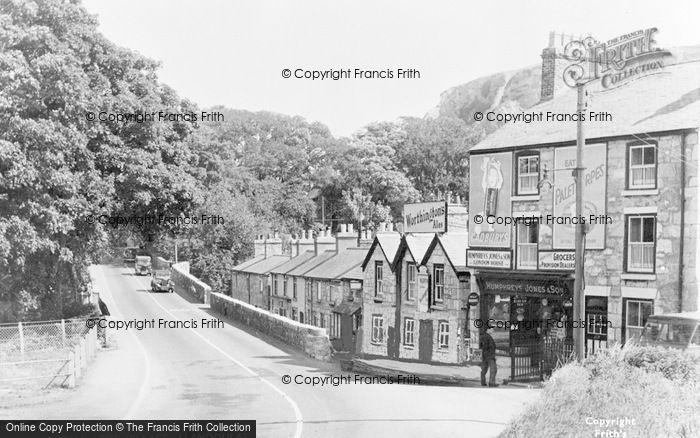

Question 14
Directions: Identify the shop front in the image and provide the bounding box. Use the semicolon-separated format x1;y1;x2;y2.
476;271;574;381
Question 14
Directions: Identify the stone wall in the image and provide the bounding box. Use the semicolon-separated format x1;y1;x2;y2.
361;246;396;357
210;293;331;361
172;262;211;304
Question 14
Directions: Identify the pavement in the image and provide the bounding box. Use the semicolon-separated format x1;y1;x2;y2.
1;265;542;438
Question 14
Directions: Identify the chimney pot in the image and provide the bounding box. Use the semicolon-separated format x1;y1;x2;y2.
348;223;354;233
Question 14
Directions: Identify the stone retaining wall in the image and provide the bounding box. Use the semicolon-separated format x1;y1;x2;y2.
172;262;211;304
210;293;331;361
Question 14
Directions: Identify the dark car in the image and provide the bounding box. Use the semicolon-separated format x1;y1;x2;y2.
151;269;173;293
123;247;139;268
638;311;700;352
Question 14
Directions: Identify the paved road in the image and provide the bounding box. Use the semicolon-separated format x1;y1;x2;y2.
4;265;539;437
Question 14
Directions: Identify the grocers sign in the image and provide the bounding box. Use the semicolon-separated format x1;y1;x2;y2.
403;201;447;233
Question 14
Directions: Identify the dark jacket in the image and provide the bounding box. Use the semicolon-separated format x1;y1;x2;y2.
479;332;496;361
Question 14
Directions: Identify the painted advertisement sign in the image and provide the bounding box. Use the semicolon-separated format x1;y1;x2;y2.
467;250;512;269
469;152;513;248
553;143;607;249
538;251;576;271
403;201;447;233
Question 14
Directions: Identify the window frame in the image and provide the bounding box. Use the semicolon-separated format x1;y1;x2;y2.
433;264;445;303
625;214;656;274
437;320;449;349
330;312;341;339
371;314;384;344
516;221;539;270
515;151;540;196
375;261;384;297
626;142;657;190
406;262;417;301
292;277;298;300
622;298;653;343
403;318;415;347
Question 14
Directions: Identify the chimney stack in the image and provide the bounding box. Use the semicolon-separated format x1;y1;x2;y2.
254;234;266;257
358;228;373;248
540;31;583;102
264;232;283;258
289;233;299;257
336;223;358;253
296;229;315;255
314;227;335;256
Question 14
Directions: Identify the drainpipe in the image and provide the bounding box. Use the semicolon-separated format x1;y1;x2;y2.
678;132;687;312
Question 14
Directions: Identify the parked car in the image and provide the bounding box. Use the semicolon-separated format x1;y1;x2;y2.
134;255;152;276
151;269;173;293
638;311;700;351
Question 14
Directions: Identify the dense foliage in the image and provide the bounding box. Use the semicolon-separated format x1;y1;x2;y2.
500;345;700;438
0;0;481;320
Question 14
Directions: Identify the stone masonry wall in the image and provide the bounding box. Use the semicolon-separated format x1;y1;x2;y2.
210;293;331;361
172;262;211;304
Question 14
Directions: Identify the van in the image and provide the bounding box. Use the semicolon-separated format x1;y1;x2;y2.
638;311;700;351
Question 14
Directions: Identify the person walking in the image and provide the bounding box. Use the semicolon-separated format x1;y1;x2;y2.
480;326;498;387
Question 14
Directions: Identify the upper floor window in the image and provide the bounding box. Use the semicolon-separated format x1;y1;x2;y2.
316;282;322;301
627;143;657;189
283;276;288;297
293;278;298;300
406;262;417;300
626;215;656;273
375;261;384;296
273;276;279;296
516;222;538;270
433;264;445;303
517;154;539;195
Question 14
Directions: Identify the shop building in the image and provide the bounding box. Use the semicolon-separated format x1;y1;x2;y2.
467;30;699;377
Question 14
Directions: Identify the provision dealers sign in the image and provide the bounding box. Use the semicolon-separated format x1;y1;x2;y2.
553;143;607;249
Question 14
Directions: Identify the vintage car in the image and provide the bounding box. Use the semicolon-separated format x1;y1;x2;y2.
134;255;152;276
638;311;700;351
123;247;139;268
150;269;173;293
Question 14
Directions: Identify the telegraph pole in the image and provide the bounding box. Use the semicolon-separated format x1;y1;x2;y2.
573;83;587;360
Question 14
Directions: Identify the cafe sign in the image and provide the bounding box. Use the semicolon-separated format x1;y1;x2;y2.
538;251;575;271
467;249;511;269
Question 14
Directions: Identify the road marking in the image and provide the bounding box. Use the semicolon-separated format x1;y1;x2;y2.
138;276;304;438
94;266;153;421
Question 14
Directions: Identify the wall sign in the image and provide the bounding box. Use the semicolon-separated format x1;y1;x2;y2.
538;251;576;271
479;277;570;297
467;292;480;306
553;143;607;249
466;249;512;269
469;152;513;248
403;201;447;233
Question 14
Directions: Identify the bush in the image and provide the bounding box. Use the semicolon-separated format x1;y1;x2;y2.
500;346;700;438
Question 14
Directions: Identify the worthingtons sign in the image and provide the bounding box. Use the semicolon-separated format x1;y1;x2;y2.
403;201;447;233
563;28;671;88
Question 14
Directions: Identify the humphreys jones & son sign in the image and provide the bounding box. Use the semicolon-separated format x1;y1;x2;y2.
563;27;671;89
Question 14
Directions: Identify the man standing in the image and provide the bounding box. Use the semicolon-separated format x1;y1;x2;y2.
480;326;498;387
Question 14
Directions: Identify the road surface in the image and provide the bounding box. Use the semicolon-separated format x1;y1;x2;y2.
2;265;539;437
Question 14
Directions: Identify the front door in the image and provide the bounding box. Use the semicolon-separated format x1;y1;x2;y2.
418;320;433;362
340;313;355;354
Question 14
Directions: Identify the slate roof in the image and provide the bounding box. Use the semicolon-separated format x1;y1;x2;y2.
420;233;469;272
286;250;337;276
305;248;368;280
472;60;700;152
231;255;265;272
244;255;291;275
360;233;402;270
269;251;316;275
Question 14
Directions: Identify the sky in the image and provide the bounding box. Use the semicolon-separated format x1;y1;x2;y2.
82;0;700;137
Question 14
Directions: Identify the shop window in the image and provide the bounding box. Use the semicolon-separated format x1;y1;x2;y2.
433;265;445;303
407;262;417;300
330;313;341;339
375;261;384;297
516;154;540;195
438;321;449;348
371;315;384;344
623;299;653;343
404;318;415;346
627;143;657;189
626;215;656;273
516;222;538;270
